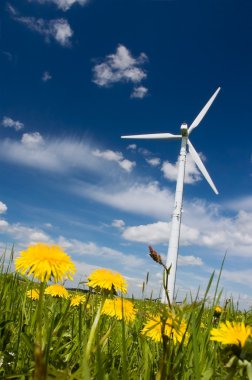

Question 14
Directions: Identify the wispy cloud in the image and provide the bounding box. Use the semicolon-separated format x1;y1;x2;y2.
1;132;251;259
58;236;145;269
0;133;135;176
29;0;89;11
74;181;175;219
130;86;148;99
122;221;199;246
92;148;135;172
2;116;24;131
121;205;252;257
178;255;203;266
92;44;148;97
21;132;44;146
225;195;252;213
111;219;125;229
127;144;137;150
0;217;50;246
1;50;13;62
8;5;73;47
161;153;202;184
0;202;7;214
222;269;252;288
42;71;52;82
146;157;160;167
0;211;145;276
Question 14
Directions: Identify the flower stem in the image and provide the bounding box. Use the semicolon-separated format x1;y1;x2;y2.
34;281;46;380
84;295;106;361
36;282;46;347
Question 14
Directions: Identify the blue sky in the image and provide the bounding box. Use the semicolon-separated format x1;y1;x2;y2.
0;0;252;307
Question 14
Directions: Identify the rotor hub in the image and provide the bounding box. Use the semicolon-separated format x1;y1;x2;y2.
180;123;188;137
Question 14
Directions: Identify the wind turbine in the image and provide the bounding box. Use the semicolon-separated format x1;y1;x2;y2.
121;87;221;303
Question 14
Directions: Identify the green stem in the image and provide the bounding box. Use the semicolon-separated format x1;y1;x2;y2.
34;281;47;380
36;282;46;347
85;295;106;361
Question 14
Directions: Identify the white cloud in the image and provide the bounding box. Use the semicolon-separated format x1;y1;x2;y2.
221;269;252;287
119;159;135;172
0;220;9;229
1;132;251;261
21;132;44;147
0;134;136;179
0;135;98;173
44;223;53;228
93;44;148;88
0;218;50;246
199;210;252;255
53;20;73;46
146;157;160;167
42;71;52;82
57;236;146;268
138;147;151;156
92;149;135;172
122;221;199;246
131;86;148;99
178;255;203;266
161;153;202;184
225;195;252;213
111;219;125;229
76;181;175;219
120;205;252;257
92;149;122;161
31;0;89;11
127;144;137;150
0;202;7;214
2;117;24;131
9;6;73;47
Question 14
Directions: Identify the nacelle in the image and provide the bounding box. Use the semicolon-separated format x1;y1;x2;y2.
180;123;188;137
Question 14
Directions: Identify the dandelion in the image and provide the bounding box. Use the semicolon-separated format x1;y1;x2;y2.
141;314;188;344
70;294;86;307
15;243;76;283
26;289;40;300
45;284;69;299
86;268;127;294
214;306;222;317
102;298;136;323
210;321;252;347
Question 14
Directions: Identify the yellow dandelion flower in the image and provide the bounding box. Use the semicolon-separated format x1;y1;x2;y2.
26;289;40;300
214;306;222;314
210;321;252;347
102;298;136;323
214;306;222;317
86;268;127;294
15;243;76;283
70;294;86;307
141;314;188;344
45;284;69;299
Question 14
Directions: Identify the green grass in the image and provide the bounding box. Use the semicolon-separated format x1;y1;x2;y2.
0;250;252;380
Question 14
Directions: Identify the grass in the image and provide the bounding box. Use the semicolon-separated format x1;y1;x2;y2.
0;249;252;380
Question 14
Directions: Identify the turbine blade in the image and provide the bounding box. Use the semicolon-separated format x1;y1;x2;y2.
187;139;219;195
188;87;221;135
121;133;181;140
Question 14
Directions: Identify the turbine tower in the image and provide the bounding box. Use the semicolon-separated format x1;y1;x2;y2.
121;87;221;303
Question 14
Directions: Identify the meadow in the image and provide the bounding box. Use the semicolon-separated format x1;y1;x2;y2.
1;244;252;380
